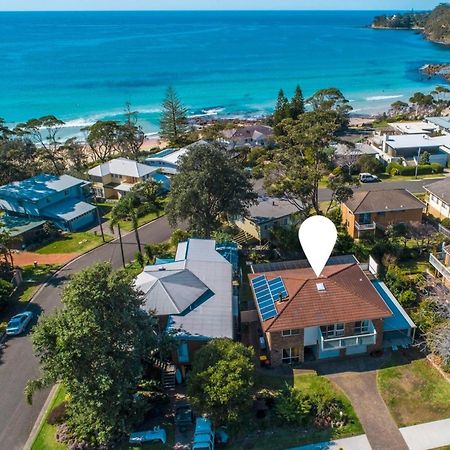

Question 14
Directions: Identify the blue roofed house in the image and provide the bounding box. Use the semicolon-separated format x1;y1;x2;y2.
134;239;238;375
0;174;96;232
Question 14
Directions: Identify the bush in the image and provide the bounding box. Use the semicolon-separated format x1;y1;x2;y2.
47;402;67;425
386;162;443;177
398;289;417;308
275;386;311;425
356;155;385;174
0;279;14;307
441;218;450;229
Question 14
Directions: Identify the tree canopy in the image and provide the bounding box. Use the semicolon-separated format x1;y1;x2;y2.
25;263;157;446
160;86;190;146
187;339;255;425
166;144;257;237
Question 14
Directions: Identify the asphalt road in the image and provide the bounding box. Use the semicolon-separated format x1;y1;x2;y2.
0;176;446;450
0;216;173;450
318;177;444;201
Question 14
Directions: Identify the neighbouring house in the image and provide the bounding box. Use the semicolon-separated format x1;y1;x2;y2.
144;140;209;175
0;215;47;250
233;196;298;242
389;121;439;135
341;189;425;238
424;178;450;220
426;116;450;135
372;133;450;165
134;239;238;373
0;174;96;232
249;255;416;366
220;125;274;149
87;157;169;199
429;244;450;286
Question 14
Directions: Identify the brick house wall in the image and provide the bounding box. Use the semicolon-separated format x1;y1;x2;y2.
266;330;305;367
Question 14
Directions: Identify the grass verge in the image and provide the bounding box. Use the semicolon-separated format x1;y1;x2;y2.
377;357;450;427
34;232;112;254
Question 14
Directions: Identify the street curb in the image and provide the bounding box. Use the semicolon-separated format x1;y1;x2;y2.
19;215;168;449
23;383;59;450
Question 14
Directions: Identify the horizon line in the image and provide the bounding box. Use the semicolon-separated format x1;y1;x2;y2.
0;8;430;12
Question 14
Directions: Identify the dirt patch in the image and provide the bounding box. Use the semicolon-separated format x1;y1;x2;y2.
12;252;79;267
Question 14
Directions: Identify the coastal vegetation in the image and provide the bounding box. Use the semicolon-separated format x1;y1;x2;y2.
372;3;450;44
166;143;257;237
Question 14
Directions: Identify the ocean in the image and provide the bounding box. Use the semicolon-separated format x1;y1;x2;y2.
0;10;449;135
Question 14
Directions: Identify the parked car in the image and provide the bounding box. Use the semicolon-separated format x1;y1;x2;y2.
175;402;193;432
129;426;167;445
6;311;33;336
359;173;380;183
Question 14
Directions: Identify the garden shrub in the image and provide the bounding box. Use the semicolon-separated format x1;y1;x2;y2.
441;218;450;229
386;162;443;177
274;386;311;424
0;279;14;307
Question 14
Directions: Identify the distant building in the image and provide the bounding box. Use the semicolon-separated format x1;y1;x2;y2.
389;121;439;135
249;256;415;366
0;174;95;232
426;116;450;134
220;125;274;149
342;189;425;238
87;157;168;199
424;178;450;220
373;133;450;165
233;197;298;241
134;239;238;368
144;140;209;175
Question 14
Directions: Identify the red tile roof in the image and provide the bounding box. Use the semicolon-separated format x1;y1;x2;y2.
249;263;392;332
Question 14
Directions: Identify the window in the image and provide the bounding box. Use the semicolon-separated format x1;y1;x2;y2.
354;320;370;334
358;213;372;225
378;211;385;217
320;323;345;339
281;329;300;337
282;347;300;364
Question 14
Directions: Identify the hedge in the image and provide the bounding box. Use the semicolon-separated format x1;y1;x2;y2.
386;162;444;176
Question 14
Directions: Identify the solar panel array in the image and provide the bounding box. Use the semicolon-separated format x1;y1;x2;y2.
251;275;289;321
251;275;277;321
268;276;288;301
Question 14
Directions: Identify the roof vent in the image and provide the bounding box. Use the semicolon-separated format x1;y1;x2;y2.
316;282;326;292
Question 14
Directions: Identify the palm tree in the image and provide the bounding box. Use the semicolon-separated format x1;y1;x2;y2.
110;192;142;254
0;222;14;268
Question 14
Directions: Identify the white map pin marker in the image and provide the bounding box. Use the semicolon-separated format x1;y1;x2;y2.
299;216;337;278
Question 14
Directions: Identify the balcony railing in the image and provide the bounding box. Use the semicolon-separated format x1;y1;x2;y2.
320;321;377;351
429;252;450;282
355;222;376;231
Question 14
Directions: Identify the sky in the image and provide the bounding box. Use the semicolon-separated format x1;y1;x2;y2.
0;0;442;12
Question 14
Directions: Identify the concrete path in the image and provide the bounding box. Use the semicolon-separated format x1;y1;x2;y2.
400;418;450;450
327;370;408;450
287;434;371;450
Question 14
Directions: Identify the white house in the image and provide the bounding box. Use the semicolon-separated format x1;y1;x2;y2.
424;178;450;220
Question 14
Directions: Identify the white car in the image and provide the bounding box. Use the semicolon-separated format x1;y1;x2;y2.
359;173;380;183
6;311;33;336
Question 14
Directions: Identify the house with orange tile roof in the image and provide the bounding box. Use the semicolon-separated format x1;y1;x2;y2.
249;255;415;366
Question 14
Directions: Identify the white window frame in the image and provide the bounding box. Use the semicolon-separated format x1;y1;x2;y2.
354;320;370;335
320;323;345;339
282;347;300;364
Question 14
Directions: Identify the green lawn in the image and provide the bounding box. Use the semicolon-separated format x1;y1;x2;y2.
34;232;112;254
228;371;363;450
379;173;446;182
17;264;62;302
118;210;165;232
377;358;450;427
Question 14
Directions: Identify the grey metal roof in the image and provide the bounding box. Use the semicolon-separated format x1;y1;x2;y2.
426;116;450;131
247;197;298;224
0;174;88;202
344;189;424;214
42;199;96;221
136;268;213;316
88;157;158;178
0;215;46;237
424;178;450;203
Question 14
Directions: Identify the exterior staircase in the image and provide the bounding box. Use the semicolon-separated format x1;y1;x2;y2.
147;356;177;390
234;229;255;245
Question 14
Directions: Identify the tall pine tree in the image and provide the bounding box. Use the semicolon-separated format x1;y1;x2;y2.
290;85;305;119
160;86;189;146
273;89;290;125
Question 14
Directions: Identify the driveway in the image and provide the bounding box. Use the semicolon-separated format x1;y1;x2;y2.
309;355;409;450
0;216;174;450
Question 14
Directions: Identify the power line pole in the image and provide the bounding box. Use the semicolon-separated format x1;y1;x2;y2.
117;223;125;268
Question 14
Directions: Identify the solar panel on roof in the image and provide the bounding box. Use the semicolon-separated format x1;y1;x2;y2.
251;276;278;321
268;276;288;301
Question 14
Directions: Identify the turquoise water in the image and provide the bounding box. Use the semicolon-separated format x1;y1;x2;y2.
0;10;449;133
